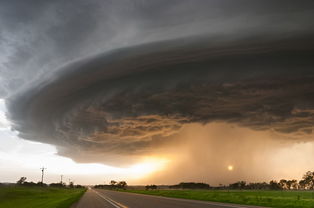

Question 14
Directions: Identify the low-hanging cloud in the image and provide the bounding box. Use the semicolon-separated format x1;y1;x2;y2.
2;0;314;167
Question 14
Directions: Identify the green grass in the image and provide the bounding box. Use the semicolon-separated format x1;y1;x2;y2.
122;189;314;208
0;186;86;208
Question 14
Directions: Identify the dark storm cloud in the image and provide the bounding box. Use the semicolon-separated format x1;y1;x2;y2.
2;0;314;163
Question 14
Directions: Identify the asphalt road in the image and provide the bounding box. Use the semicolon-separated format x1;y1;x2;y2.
72;188;267;208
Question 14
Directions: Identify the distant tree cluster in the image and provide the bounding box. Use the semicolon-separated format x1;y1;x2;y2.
227;171;314;190
16;177;27;185
145;184;157;190
15;177;83;188
94;180;128;190
163;171;314;191
169;182;210;189
49;182;66;188
16;177;47;187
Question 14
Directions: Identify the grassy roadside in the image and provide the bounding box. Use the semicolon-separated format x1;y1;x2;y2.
121;189;314;208
0;186;86;208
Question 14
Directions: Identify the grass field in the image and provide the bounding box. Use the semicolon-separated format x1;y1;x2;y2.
0;186;86;208
123;189;314;208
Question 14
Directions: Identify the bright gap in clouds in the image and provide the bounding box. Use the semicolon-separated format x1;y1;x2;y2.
0;99;168;184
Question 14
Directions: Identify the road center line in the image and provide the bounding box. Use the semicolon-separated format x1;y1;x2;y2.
92;189;129;208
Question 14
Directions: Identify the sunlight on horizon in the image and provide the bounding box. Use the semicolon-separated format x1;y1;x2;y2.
128;157;170;179
0;99;170;183
0;135;170;183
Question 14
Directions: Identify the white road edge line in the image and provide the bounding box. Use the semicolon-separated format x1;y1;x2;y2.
92;189;128;208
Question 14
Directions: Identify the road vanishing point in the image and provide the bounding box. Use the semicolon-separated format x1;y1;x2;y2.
72;188;267;208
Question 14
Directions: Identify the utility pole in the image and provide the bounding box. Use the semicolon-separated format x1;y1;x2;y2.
40;167;46;185
60;175;63;184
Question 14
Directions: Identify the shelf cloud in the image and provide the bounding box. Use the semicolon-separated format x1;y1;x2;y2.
1;0;314;169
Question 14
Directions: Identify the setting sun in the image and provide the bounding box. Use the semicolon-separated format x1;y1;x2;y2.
228;165;234;171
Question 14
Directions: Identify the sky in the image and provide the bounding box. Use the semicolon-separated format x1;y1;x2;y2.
1;0;314;185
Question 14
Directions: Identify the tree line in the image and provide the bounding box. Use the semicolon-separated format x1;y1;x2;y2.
169;182;210;189
228;171;314;190
164;171;314;190
94;180;128;189
144;171;314;190
15;177;83;188
83;170;314;191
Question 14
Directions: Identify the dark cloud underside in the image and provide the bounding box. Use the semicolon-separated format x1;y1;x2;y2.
7;36;314;162
2;0;314;164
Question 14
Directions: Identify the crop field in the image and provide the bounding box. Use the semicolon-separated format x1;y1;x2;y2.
0;186;86;208
123;189;314;208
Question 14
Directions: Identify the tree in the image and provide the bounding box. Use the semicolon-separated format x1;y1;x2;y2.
117;181;127;189
17;177;27;185
169;182;210;189
50;183;65;188
23;181;37;186
69;181;74;188
145;185;157;190
229;181;246;189
110;180;117;186
37;181;47;187
286;180;298;190
269;180;281;190
302;171;314;189
279;179;288;190
299;179;307;190
238;181;246;189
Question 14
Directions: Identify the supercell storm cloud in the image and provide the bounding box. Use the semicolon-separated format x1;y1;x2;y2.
1;0;314;166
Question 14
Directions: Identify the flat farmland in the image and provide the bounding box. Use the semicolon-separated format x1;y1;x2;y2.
0;186;86;208
122;189;314;208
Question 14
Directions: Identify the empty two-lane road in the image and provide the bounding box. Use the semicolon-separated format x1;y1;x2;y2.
72;188;267;208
